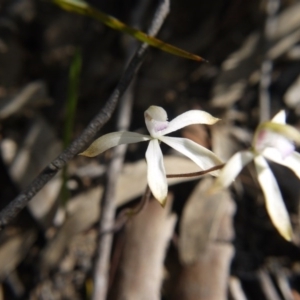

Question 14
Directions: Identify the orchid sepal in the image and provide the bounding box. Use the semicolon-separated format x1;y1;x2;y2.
145;139;168;206
160;136;223;176
159;110;220;136
256;122;300;145
254;155;293;241
271;110;286;123
263;148;300;180
80;131;150;157
211;150;254;192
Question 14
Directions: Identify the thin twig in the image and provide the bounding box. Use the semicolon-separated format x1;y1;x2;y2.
100;164;225;238
0;1;170;228
98;162;224;238
166;163;225;178
259;0;280;122
99;185;151;236
92;44;136;300
92;1;170;299
275;269;294;300
229;277;248;300
92;1;148;298
258;269;281;300
97;161;225;238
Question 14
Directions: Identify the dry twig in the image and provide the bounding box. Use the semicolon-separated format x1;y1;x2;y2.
92;0;155;298
259;0;280;122
0;0;169;229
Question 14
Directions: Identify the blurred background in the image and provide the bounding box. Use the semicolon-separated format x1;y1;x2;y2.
1;0;300;299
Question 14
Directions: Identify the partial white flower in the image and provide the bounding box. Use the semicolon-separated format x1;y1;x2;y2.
81;106;222;206
212;110;300;241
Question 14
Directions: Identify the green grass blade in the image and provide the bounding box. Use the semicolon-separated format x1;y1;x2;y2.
64;49;82;148
61;49;82;206
52;0;206;62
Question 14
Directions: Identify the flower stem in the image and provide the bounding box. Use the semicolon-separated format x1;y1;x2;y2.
166;163;225;178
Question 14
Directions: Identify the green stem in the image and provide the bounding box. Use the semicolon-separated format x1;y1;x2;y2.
61;49;82;206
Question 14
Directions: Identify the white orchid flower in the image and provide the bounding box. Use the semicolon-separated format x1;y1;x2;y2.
80;106;223;206
212;110;300;241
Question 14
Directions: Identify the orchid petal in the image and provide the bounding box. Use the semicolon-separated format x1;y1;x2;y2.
159;110;220;136
80;131;150;157
212;150;254;190
159;136;223;176
263;148;300;179
144;106;169;138
268;110;300;147
145;139;168;206
255;130;295;158
254;155;293;241
272;110;286;123
258;122;300;145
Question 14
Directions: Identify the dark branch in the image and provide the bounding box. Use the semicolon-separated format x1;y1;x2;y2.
0;20;151;229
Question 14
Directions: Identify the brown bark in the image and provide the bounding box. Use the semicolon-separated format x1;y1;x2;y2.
173;178;235;300
110;197;176;300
